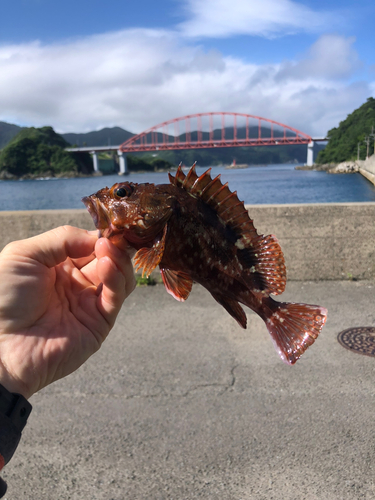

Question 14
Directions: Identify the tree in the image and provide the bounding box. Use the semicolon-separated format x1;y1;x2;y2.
316;98;375;164
0;126;93;177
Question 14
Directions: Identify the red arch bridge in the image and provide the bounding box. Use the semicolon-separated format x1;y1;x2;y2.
66;112;326;174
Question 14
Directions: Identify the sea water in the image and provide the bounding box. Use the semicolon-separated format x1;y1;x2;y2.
0;164;374;211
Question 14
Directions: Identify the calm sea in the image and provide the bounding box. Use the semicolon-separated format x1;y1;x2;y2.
1;164;374;211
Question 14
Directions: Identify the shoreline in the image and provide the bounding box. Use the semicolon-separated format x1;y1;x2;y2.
295;163;336;172
0;171;103;181
0;162;304;181
295;155;375;186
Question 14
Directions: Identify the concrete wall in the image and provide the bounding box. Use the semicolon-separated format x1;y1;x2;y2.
358;155;375;186
248;203;375;281
0;203;374;281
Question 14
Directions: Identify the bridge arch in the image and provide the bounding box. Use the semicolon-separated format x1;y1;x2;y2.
119;112;312;153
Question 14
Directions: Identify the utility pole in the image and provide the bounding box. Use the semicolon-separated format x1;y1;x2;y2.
370;126;375;156
364;136;371;160
357;142;361;161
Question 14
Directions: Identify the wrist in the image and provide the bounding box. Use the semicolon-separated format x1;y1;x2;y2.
0;364;32;401
0;379;31;401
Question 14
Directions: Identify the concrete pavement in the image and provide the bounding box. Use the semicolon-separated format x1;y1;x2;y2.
3;280;375;499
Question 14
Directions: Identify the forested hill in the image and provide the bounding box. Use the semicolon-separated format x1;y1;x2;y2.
61;126;134;147
0;126;92;178
0;122;24;149
0;122;134;149
316;97;375;164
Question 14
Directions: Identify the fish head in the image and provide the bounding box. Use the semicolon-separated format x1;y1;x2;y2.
82;181;173;245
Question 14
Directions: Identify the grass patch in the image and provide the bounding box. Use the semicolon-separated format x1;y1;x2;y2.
136;275;157;286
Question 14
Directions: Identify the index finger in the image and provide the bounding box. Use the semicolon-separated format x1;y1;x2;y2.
5;226;98;268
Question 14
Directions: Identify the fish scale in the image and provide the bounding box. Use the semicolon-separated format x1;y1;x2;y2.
82;164;327;365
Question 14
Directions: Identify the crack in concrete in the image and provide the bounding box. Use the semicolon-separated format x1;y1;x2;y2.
42;365;239;401
179;364;239;397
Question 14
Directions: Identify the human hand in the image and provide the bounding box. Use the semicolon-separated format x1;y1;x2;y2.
0;226;135;399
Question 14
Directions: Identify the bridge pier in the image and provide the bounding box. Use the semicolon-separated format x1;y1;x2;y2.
118;150;128;175
91;151;99;172
307;141;314;166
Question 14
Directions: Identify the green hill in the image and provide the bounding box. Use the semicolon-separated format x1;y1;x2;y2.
0;122;134;150
0;126;93;178
62;126;134;147
0;121;24;149
316;97;375;164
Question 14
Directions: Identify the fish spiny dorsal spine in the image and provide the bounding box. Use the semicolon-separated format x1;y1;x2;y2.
169;164;258;237
169;163;287;295
182;162;198;190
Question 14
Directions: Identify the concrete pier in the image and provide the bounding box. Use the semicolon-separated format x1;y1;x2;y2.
307;140;314;166
4;280;375;499
118;150;128;174
0;205;374;498
91;151;99;172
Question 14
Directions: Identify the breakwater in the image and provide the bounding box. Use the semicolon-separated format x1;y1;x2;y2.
0;204;374;280
359;155;375;186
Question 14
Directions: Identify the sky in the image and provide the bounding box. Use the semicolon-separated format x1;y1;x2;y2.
0;0;374;137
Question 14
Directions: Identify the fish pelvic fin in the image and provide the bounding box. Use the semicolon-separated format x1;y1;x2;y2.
212;293;247;329
160;268;193;302
134;224;168;277
264;299;327;365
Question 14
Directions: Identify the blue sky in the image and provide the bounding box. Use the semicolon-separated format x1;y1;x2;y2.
0;0;374;136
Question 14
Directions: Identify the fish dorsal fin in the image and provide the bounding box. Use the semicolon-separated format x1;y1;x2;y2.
160;268;193;302
169;164;258;238
133;225;168;277
169;164;286;295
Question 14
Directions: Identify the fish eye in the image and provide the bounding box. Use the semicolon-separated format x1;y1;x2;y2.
116;188;127;198
115;185;133;198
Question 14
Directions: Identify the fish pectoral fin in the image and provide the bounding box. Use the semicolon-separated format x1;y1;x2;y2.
160;269;193;302
133;225;167;277
211;293;247;329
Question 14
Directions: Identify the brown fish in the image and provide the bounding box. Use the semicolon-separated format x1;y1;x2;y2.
82;164;327;364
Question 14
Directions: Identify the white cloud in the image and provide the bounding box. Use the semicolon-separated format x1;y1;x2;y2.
0;30;370;137
277;35;362;80
179;0;339;38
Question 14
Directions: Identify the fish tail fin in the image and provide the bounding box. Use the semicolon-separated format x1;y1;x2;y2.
264;299;327;365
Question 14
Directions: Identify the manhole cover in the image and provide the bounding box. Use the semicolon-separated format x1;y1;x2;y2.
337;327;375;357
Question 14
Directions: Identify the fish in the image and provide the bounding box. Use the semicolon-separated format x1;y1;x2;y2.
82;163;327;364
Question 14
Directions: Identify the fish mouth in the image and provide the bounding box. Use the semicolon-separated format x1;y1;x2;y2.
82;195;111;233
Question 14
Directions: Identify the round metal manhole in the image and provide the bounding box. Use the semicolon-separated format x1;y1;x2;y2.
337;327;375;357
